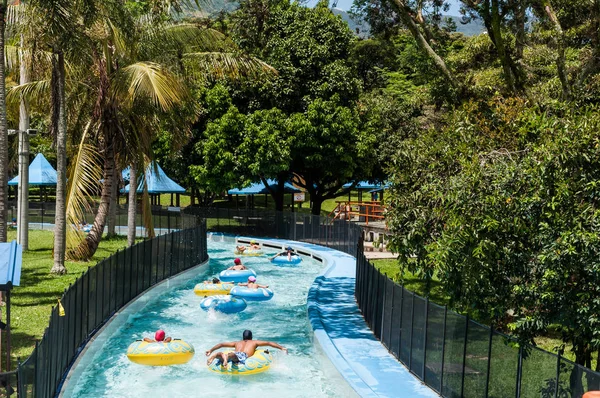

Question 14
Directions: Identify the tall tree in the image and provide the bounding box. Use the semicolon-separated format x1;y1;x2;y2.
0;0;9;243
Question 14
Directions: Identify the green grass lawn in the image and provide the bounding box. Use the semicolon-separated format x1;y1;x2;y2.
372;258;450;305
7;230;130;363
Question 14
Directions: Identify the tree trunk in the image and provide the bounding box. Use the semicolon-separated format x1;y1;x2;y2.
391;0;461;93
542;0;571;99
51;51;67;274
259;175;285;211
0;3;8;243
311;195;323;215
75;141;115;259
107;173;118;238
491;0;517;92
514;0;526;60
127;162;137;247
18;34;30;250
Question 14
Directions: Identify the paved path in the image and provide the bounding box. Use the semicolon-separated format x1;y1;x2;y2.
243;237;438;398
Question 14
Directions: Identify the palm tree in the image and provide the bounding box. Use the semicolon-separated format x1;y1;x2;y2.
0;0;9;243
66;15;275;260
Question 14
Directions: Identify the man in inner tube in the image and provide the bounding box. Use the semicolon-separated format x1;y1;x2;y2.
271;246;295;261
143;329;172;343
205;330;287;368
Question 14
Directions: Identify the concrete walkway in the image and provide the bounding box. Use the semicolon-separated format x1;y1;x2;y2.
244;237;438;398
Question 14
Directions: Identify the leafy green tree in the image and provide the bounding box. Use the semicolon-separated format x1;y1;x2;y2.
191;85;292;209
386;99;600;372
287;97;378;215
231;0;361;113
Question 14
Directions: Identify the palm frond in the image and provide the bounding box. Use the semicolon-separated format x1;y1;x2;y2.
163;25;233;52
64;122;104;260
183;52;277;81
7;79;51;106
114;62;187;112
106;17;128;60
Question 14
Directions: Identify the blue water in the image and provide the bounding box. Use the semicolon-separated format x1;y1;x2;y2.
65;236;357;397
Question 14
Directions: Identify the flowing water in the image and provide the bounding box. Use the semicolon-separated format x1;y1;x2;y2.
64;235;357;398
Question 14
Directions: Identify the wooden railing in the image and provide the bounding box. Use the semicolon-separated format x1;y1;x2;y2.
328;201;386;226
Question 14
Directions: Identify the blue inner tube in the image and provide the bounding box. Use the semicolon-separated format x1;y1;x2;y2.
219;269;257;283
200;295;247;314
230;286;274;302
271;254;302;265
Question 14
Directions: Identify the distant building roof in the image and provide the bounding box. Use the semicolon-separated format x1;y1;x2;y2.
228;179;301;195
0;241;22;288
342;181;389;190
121;162;186;194
8;153;57;186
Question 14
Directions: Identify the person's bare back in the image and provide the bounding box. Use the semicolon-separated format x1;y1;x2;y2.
206;330;287;368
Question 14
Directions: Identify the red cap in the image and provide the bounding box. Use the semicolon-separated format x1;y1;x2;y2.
155;330;165;342
234;258;241;265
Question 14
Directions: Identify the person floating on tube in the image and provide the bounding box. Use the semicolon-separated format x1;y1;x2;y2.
271;246;295;261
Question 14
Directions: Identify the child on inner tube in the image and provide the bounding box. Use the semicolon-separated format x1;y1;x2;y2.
143;329;172;343
238;276;268;289
271;246;295;261
228;258;247;270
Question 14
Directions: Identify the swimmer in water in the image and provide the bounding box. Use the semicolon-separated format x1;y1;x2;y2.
238;276;268;289
228;258;247;270
206;330;287;368
143;329;172;343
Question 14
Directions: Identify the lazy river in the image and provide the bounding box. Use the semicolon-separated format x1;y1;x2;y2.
61;234;358;397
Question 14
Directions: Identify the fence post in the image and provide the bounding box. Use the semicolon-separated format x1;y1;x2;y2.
515;345;523;398
86;267;91;337
485;325;494;397
440;305;447;394
461;315;469;398
554;349;562;398
409;291;415;371
388;283;395;348
397;286;404;358
423;297;429;379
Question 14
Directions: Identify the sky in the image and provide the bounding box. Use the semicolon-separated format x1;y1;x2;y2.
305;0;463;15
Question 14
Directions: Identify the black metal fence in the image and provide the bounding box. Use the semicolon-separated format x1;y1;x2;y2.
13;221;208;398
355;247;600;398
6;201;196;236
186;207;363;257
7;206;600;398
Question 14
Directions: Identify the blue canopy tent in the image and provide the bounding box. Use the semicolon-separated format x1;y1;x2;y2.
227;179;301;210
121;162;186;206
8;153;57;201
8;153;57;186
0;241;22;373
342;181;390;202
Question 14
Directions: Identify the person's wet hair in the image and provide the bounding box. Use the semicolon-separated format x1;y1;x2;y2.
243;330;252;340
212;278;220;284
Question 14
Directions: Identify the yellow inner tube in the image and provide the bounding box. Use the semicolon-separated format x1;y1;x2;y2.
194;282;234;296
234;249;264;256
208;350;273;375
126;340;195;366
